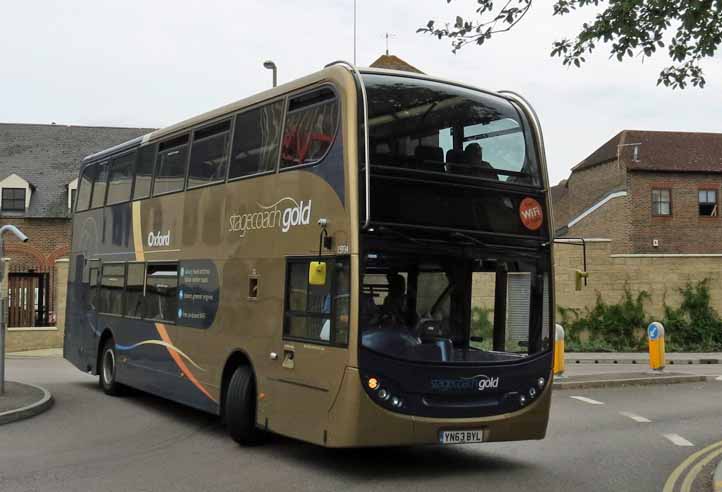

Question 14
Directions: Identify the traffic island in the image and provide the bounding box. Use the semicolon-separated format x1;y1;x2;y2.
552;372;708;390
0;381;53;425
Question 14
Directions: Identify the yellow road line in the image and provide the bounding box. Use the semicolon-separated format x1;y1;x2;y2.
663;439;722;492
680;447;722;492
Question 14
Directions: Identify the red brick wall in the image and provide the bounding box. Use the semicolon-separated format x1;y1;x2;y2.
566;193;632;253
553;160;627;228
629;172;722;253
0;218;71;320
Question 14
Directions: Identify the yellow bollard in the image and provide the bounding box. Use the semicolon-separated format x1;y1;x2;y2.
553;324;565;376
648;322;665;371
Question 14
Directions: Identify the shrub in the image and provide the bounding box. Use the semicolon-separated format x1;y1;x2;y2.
557;287;649;351
662;279;722;351
470;306;493;350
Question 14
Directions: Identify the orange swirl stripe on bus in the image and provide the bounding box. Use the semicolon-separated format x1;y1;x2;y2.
155;323;217;403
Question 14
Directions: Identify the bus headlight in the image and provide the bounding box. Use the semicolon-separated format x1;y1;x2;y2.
368;377;379;390
528;387;537;399
519;394;527;406
378;388;390;400
537;377;545;389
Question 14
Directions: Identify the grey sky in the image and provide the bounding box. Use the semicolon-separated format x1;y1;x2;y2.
2;1;721;184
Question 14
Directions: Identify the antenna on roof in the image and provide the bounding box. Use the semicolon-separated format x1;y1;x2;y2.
385;32;396;55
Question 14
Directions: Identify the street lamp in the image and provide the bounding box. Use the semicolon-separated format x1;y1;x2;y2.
263;60;277;88
0;224;29;395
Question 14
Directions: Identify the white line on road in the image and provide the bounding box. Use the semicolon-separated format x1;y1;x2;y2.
716;375;722;381
620;412;652;423
664;434;695;447
570;396;604;405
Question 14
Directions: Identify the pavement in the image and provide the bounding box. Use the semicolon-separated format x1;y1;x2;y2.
1;354;721;492
0;380;53;425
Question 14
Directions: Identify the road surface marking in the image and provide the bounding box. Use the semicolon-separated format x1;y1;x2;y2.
570;396;604;405
619;412;651;423
680;446;722;492
663;439;722;492
664;434;694;447
716;375;722;381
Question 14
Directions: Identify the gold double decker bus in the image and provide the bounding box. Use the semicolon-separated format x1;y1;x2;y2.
65;61;555;447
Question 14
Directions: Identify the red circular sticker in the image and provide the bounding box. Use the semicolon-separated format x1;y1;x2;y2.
519;197;544;231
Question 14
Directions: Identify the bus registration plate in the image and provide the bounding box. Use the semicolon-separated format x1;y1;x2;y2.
439;429;484;444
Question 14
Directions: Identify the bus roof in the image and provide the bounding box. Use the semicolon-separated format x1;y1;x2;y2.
81;63;507;164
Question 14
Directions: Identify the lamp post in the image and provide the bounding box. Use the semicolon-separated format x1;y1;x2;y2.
263;60;277;88
0;224;29;395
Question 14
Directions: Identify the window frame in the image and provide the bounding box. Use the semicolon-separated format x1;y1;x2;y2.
89;161;110;210
282;256;349;347
227;97;288;183
106;150;138;206
142;261;180;324
1;187;26;212
124;261;147;319
133;144;157;201
187;118;233;191
98;262;127;317
278;84;341;173
75;164;95;213
152;134;191;198
651;188;672;217
698;188;718;217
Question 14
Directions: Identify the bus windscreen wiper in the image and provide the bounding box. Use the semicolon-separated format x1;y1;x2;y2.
451;231;487;248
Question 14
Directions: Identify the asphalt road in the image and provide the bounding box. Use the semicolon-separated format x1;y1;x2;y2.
2;356;721;492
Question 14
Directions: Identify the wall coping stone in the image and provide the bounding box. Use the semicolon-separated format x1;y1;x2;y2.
8;326;58;332
610;253;722;258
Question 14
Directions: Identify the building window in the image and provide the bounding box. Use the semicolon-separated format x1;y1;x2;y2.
1;188;26;211
699;189;718;217
651;189;671;216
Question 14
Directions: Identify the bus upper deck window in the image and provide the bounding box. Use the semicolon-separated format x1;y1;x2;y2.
280;88;339;168
229;101;284;179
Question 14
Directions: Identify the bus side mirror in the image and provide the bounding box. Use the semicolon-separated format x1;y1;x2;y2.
575;270;588;291
309;261;327;286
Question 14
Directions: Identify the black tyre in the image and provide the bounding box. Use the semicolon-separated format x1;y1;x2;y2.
99;338;124;396
225;365;263;445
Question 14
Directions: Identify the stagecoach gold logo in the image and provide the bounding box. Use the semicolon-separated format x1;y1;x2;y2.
147;230;171;247
430;375;500;392
228;197;312;238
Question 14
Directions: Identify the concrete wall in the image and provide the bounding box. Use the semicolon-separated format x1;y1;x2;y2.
553;239;722;321
469;239;722;338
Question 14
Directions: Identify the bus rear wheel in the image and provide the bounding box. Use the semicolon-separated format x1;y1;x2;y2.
225;365;263;445
99;338;124;396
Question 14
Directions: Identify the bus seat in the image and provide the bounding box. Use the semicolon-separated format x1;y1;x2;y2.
414;146;445;173
445;149;466;174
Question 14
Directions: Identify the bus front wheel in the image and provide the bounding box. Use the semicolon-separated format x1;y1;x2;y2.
99;338;124;396
225;365;262;445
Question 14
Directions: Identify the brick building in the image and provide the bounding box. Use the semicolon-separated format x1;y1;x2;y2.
552;130;722;254
0;122;152;327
